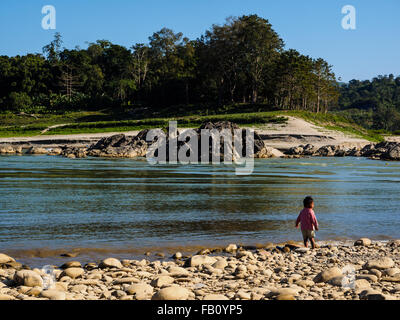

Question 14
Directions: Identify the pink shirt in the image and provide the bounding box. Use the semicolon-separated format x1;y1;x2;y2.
296;208;318;231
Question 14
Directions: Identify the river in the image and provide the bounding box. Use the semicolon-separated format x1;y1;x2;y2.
1;155;399;266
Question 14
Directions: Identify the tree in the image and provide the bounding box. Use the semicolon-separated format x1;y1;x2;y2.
236;15;283;103
43;32;63;63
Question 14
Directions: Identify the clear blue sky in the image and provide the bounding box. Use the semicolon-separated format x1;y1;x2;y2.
0;0;399;82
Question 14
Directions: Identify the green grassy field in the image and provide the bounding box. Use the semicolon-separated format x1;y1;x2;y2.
0;109;385;142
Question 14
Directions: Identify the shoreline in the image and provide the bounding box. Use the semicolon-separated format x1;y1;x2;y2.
0;120;398;161
1;238;400;300
1;238;393;264
0;130;367;151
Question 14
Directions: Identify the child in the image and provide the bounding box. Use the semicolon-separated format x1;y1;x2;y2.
295;196;319;249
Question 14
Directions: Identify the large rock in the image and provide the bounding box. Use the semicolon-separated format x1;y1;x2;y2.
126;283;154;300
152;286;190;300
212;259;228;270
388;240;400;247
26;146;48;155
224;244;237;253
384;144;400;160
354;279;371;291
0;253;15;264
364;257;395;270
87;132;149;159
61;267;84;279
40;289;66;300
356;274;378;283
268;287;301;297
99;258;123;269
384;268;400;277
359;289;392;300
0;145;17;154
60;261;81;269
151;276;175;287
354;238;372;246
14;270;43;288
255;146;284;159
313;267;342;283
184;255;217;268
113;277;140;285
167;266;190;277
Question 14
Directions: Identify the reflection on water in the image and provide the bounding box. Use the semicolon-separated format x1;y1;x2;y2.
1;155;400;265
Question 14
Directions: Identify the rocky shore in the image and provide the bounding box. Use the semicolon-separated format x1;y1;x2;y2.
285;141;400;161
1;121;399;161
1;239;400;301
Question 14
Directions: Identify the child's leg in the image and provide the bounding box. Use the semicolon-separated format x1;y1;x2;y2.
303;237;309;248
310;237;317;249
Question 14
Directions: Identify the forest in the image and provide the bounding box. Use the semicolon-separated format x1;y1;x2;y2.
0;14;399;132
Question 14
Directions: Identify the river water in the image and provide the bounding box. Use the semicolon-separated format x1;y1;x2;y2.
1;155;399;266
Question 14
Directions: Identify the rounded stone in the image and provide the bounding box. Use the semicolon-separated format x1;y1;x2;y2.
184;255;217;268
354;238;372;246
125;283;154;299
152;286;190;300
151;276;175;287
313;267;342;283
0;253;15;264
99;258;123;269
364;257;395;270
167;266;189;277
60;261;82;269
41;289;66;300
173;252;183;259
61;268;84;279
225;244;238;253
212;259;228;270
14;270;44;288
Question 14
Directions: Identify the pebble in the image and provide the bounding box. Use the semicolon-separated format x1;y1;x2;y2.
0;240;399;300
152;286;190;300
99;258;123;269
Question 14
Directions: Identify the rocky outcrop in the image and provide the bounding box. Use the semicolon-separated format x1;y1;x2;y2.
61;146;87;159
86;131;149;159
285;141;400;161
360;142;400;161
0;145;23;154
78;122;283;161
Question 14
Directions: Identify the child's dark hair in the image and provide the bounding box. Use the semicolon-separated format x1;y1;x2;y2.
303;196;314;208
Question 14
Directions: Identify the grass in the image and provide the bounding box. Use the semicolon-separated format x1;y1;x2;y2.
0;111;287;137
0;108;385;142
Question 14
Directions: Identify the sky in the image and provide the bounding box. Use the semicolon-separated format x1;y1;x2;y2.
0;0;399;82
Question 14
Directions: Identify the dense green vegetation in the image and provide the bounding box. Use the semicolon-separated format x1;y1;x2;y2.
0;14;398;138
0;110;287;137
0;15;338;114
336;75;400;132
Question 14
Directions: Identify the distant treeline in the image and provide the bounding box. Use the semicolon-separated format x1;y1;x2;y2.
337;75;400;132
0;14;399;132
0;15;338;114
